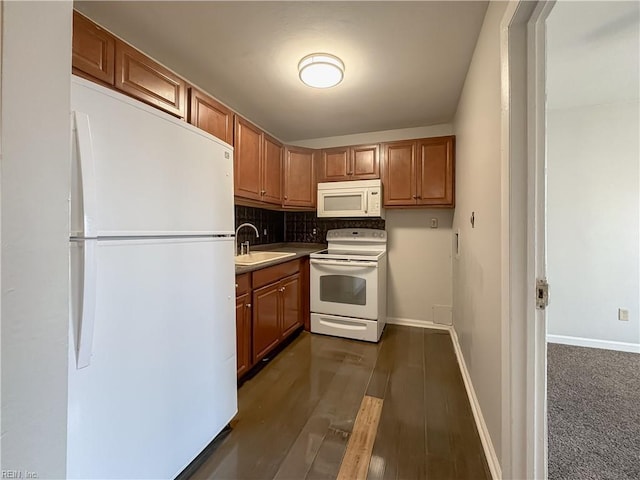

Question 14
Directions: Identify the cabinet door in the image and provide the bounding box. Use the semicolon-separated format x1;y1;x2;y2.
352;144;380;179
236;293;252;378
417;136;455;207
262;134;283;205
383;141;417;206
72;11;115;85
115;41;187;118
188;87;233;145
234;117;263;201
319;147;350;182
252;282;281;363
283;147;316;208
280;273;301;339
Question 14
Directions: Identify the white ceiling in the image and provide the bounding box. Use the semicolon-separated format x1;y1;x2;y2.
547;1;640;110
74;1;488;143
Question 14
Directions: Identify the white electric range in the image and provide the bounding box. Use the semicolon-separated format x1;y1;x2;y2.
310;228;387;342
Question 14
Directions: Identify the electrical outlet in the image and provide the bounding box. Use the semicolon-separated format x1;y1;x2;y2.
430;218;438;228
618;308;629;321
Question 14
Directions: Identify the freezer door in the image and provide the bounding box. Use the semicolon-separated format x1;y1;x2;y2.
71;76;234;237
68;237;236;479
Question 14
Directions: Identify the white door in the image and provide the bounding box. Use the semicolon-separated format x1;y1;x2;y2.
71;76;234;238
502;2;553;478
68;237;237;479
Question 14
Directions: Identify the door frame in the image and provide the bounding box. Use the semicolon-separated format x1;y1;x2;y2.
500;1;555;478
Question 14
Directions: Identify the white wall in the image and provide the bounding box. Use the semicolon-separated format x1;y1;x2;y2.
545;1;640;351
1;1;72;476
451;0;508;463
547;102;640;348
386;209;453;326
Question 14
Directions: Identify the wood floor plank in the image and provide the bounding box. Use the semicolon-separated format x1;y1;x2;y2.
192;334;343;479
392;327;427;480
188;326;490;480
274;339;379;480
365;325;395;399
424;330;454;459
336;395;384;480
424;329;490;480
365;328;399;480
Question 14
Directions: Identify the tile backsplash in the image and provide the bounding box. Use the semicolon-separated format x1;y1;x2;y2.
234;205;386;247
234;206;285;249
285;211;385;243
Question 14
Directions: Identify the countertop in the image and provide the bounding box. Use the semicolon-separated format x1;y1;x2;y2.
234;243;326;275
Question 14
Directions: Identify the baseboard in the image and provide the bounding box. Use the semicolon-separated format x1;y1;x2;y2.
386;316;452;330
448;328;502;480
387;318;502;479
547;334;640;354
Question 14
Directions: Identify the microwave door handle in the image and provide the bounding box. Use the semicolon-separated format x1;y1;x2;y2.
364;192;369;214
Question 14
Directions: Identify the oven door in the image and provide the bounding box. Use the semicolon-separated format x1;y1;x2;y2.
310;258;379;320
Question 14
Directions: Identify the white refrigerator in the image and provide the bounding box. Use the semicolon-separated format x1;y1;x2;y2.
68;76;237;479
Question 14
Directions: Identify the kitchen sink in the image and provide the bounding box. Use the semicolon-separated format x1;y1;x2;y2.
234;251;296;266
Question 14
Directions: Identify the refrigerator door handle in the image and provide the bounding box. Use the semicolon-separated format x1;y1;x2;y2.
76;240;98;369
74;111;98;238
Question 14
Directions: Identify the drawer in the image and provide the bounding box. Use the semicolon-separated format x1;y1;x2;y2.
252;258;301;289
235;273;251;296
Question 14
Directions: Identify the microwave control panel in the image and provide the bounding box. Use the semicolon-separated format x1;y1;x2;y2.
368;190;381;213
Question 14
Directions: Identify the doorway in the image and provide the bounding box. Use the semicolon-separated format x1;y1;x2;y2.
545;2;640;478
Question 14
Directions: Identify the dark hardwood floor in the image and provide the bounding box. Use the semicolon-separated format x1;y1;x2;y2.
189;325;490;480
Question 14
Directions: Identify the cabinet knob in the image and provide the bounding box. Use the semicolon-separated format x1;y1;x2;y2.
284;195;288;200
246;303;252;308
235;283;239;288
412;195;417;199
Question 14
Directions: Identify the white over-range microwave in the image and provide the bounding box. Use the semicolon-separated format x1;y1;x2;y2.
317;179;384;218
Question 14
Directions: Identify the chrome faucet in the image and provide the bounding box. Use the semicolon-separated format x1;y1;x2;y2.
235;223;259;256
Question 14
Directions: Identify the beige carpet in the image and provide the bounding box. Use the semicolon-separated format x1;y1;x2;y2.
547;343;640;480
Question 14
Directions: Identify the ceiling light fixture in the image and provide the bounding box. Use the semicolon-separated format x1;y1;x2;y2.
298;53;344;89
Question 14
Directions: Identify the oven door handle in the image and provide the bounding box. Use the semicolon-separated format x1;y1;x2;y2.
319;319;368;331
310;259;378;268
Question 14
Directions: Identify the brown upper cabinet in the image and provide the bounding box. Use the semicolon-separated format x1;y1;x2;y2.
382;136;455;208
318;144;380;182
72;11;116;85
262;134;284;206
73;11;188;118
283;146;316;209
188;87;234;145
234;116;283;206
115;41;187;118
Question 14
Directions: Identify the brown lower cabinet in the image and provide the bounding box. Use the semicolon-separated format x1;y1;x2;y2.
235;273;252;378
235;258;307;378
